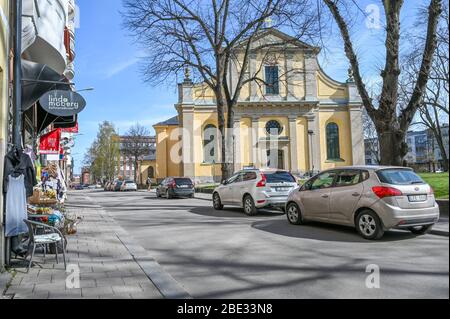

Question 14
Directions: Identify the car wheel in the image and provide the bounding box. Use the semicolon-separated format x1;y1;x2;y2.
213;193;223;210
243;195;257;216
286;202;303;225
156;190;161;198
356;210;384;240
408;224;433;235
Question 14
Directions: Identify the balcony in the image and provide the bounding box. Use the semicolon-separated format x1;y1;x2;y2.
21;0;70;75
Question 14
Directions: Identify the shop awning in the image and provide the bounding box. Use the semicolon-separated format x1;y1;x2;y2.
21;60;78;134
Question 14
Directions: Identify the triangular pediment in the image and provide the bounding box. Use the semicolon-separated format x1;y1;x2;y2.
234;28;320;52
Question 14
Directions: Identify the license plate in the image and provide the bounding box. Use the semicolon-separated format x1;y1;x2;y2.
178;185;189;188
275;187;289;192
408;195;427;202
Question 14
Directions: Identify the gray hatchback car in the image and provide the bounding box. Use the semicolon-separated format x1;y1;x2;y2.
285;166;440;240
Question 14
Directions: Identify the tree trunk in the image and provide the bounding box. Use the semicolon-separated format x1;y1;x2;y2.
433;129;449;171
376;125;408;166
216;87;235;181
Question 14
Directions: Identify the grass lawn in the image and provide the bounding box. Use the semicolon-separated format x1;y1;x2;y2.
419;172;449;199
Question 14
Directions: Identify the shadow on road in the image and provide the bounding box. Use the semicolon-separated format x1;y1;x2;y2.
251;219;418;243
189;205;284;219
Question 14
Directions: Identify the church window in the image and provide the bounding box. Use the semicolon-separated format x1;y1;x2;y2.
265;66;279;95
326;122;341;160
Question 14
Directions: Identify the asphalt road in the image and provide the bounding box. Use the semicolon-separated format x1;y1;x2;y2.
83;189;449;299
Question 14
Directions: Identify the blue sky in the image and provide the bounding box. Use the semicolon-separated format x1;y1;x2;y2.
72;0;427;174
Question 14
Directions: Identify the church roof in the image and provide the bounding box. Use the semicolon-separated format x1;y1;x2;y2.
154;115;179;126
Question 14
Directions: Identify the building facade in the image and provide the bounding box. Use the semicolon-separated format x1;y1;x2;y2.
117;135;156;183
1;0;81;269
154;29;365;183
0;0;11;272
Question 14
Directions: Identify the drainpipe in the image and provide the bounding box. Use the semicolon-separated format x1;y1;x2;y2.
13;0;22;147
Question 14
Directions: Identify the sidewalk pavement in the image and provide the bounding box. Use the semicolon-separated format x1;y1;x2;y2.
194;193;449;237
3;192;189;299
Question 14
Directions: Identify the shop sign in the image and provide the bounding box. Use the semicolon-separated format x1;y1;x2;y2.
40;129;61;154
61;122;79;133
39;90;86;116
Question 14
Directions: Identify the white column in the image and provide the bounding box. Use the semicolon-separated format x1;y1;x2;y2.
251;116;260;168
249;53;258;101
285;53;296;101
304;51;318;102
307;111;321;173
288;116;299;173
233;116;241;172
349;105;365;165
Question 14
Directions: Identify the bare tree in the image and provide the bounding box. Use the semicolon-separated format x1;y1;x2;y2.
362;110;380;165
323;0;442;166
121;123;152;183
122;0;319;179
401;1;449;171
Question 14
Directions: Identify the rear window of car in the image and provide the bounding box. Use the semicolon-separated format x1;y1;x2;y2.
376;169;425;185
125;181;134;184
174;178;193;185
264;171;296;183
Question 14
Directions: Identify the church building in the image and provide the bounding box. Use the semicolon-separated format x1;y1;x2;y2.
153;28;365;183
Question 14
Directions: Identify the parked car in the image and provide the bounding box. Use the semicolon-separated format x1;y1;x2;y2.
285;166;440;240
121;180;137;191
212;169;298;215
74;184;83;190
156;177;194;198
88;185;96;189
113;180;123;191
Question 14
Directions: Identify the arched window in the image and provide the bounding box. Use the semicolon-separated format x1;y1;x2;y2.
326;122;341;160
147;166;154;179
203;124;217;163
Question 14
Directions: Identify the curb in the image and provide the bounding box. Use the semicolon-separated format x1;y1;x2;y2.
430;229;449;237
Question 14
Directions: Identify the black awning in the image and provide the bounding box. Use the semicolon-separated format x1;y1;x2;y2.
21;59;71;112
53;115;77;129
21;60;76;134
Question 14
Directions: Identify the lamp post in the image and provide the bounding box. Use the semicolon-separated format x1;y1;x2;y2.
308;130;314;176
13;0;23;147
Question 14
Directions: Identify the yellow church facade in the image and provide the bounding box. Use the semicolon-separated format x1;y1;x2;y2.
153;29;364;183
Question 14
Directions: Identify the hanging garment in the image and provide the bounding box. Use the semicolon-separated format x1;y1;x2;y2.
5;175;28;237
4;147;37;197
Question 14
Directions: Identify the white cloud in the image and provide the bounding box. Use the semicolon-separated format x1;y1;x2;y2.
103;58;139;79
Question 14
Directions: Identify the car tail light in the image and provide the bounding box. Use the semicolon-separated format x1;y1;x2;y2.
372;186;402;199
256;173;266;187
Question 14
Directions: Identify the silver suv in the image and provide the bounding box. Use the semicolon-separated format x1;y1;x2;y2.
285;166;439;240
213;169;298;215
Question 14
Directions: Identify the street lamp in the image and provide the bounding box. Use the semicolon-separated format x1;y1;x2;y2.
75;87;94;93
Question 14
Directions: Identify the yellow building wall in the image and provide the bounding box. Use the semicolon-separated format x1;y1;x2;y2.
317;71;347;100
154;126;182;180
0;0;9;271
319;110;353;170
193;111;221;177
239;117;252;167
139;160;156;183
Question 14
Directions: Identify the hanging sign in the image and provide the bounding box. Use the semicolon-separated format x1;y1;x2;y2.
39;90;86;116
39;129;61;154
61;122;79;133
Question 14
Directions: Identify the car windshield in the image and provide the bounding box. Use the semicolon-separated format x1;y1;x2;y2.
264;171;296;183
125;181;134;184
376;169;425;185
174;178;192;185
